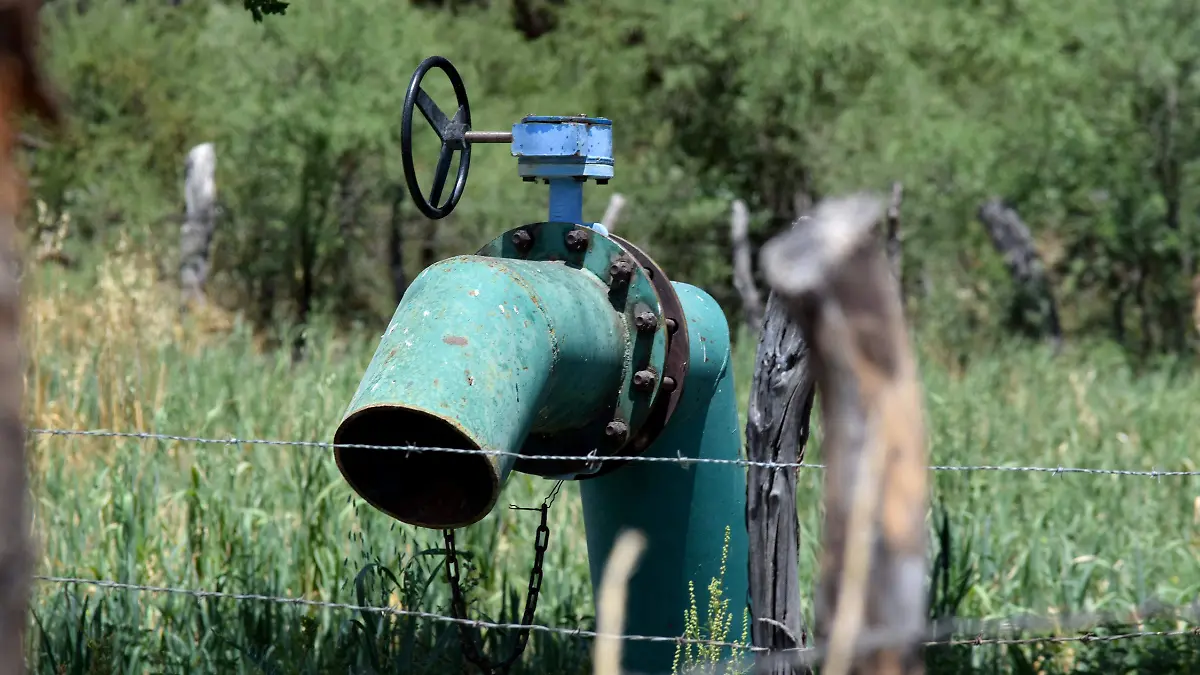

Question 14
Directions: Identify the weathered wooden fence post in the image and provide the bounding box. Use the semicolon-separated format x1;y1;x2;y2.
0;1;60;672
745;284;817;675
977;198;1063;351
760;194;930;675
600;193;625;233
730;199;764;332
180;142;217;310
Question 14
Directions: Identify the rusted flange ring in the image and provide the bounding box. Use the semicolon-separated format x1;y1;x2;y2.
476;222;670;480
577;235;690;480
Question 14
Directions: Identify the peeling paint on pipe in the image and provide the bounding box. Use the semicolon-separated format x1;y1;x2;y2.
333;255;624;529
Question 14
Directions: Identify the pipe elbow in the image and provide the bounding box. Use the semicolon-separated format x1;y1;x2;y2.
672;282;733;400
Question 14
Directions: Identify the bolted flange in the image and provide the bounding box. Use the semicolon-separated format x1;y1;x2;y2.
476;222;669;480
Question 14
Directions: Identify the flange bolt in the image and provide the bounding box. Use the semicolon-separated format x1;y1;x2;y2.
634;311;658;333
633;369;657;391
565;229;590;252
661;376;677;392
665;318;678;334
512;229;534;252
609;258;633;286
604;420;629;441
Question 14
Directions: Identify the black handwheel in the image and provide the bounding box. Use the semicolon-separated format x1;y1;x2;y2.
401;56;472;220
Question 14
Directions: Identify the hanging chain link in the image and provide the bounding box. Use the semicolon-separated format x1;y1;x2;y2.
442;481;561;675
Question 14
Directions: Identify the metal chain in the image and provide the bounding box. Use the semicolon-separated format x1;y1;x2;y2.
443;482;559;675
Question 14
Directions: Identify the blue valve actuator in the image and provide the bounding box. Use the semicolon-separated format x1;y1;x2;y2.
511;116;613;226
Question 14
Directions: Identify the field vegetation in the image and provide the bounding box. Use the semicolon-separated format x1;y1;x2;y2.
18;0;1200;672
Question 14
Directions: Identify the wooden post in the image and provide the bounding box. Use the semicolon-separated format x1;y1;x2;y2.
1192;273;1200;339
976;198;1063;352
600;192;625;233
744;282;817;675
760;194;930;675
0;1;60;673
180;142;217;310
884;182;903;303
730;199;764;332
592;529;647;675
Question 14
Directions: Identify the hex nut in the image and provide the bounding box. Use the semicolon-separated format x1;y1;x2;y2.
604;420;629;439
565;229;590;252
634;311;658;332
609;258;633;286
633;369;657;391
511;229;534;251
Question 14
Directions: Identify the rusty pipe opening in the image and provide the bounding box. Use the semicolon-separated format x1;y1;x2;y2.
334;405;500;529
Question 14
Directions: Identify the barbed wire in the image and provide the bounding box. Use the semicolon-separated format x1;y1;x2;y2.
33;574;758;652
27;427;1200;476
34;574;1200;661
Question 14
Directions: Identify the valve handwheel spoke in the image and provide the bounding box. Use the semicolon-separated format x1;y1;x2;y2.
401;56;473;219
413;89;451;139
429;145;455;207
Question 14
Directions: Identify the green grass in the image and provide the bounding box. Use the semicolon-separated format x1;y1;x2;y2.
22;253;1200;673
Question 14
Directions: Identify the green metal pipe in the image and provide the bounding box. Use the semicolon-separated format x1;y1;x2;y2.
333;255;624;529
580;282;750;674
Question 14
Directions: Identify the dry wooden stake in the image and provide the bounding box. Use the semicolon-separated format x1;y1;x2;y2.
730;199;764;331
180;142;218;311
593;529;648;675
600;193;626;233
760;193;930;675
977;198;1063;352
0;1;61;673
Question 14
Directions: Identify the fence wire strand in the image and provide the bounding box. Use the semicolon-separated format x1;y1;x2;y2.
27;427;1200;476
27;427;1200;668
33;574;1200;658
34;574;751;651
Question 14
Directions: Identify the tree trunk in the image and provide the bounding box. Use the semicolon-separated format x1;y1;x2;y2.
388;185;408;304
1192;274;1200;341
0;3;60;673
745;287;817;675
290;139;331;364
419;217;438;272
977;198;1063;352
179;142;217;311
760;193;930;675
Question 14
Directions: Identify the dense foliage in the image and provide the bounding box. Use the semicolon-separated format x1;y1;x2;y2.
24;0;1200;357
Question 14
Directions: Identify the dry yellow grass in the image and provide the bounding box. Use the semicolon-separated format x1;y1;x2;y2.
22;234;244;473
